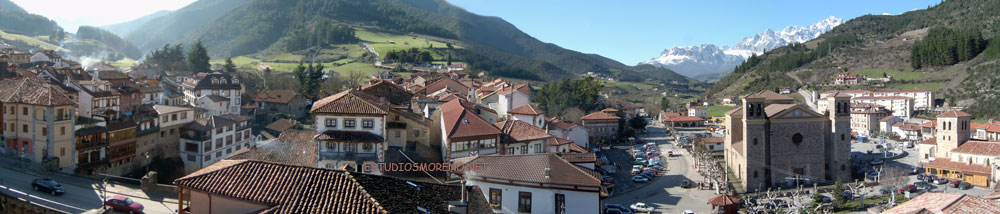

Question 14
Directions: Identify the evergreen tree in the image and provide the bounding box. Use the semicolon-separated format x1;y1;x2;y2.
224;57;237;73
446;54;452;65
660;96;670;110
188;41;211;73
293;63;307;94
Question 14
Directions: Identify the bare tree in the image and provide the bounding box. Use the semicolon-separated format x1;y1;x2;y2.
882;166;909;207
562;107;585;124
346;69;367;89
642;102;663;118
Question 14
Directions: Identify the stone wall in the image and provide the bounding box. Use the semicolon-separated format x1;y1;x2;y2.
0;191;69;214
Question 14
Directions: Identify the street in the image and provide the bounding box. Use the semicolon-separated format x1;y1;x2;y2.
603;123;715;213
0;161;177;214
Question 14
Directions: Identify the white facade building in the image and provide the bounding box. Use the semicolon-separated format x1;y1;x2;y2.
178;114;253;174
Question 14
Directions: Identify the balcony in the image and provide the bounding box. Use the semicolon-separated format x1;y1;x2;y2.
319;151;378;161
54;114;72;122
136;127;160;137
108;148;136;161
181;133;210;141
77;159;107;170
75;140;107;151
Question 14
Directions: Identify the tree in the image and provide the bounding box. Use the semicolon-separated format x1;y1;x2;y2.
187;40;211;73
224;57;237;73
446;54;452;65
629;117;648;131
293;63;308;94
660;96;671;111
832;182;847;208
561;107;585;124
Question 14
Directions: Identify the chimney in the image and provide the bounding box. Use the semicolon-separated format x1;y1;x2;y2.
447;180;469;214
544;168;551;179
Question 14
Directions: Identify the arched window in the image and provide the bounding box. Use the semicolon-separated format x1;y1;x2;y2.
753;138;758;145
232;78;239;84
840;134;845;141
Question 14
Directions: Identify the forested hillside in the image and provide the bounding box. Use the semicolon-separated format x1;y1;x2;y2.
0;0;63;40
124;0;690;84
76;26;143;59
124;0;251;53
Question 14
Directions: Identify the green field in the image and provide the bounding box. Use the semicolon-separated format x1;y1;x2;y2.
109;58;139;68
355;28;458;60
212;56;384;78
0;29;58;50
852;69;923;81
894;82;946;91
707;105;737;117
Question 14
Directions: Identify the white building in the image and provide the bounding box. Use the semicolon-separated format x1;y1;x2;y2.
458;153;603;214
495;84;532;118
852;96;914;119
178;114;252;174
546;117;589;149
182;72;242;115
68;80;120;119
310;90;388;174
688;106;708;118
873;89;934;109
509;104;546;128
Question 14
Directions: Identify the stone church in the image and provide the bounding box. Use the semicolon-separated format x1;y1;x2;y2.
724;91;852;192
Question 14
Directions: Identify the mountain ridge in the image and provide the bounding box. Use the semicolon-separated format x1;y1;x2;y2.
642;16;843;80
101;10;171;37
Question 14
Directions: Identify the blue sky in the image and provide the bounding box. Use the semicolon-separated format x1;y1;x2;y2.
448;0;942;65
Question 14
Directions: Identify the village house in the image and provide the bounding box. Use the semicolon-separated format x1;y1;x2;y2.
849;103;892;137
151;105;194;159
68;80;121;119
495;84;532;118
251;90;310;121
833;72;866;85
581;111;620;143
495;120;557;155
310;90;389;174
883;193;1000;214
893;123;923;141
182;72;243;116
508;104;546;128
0;78;77;172
878;116;903;135
456;153;604;214
74;125;107;175
178;114;252;174
435;99;502;163
664;116;706;128
972;120;1000;141
104;121;137;175
921;120;937;140
688;106;708;118
546;117;590;149
174;159;491;214
361;79;414;106
852;96;914;119
701;137;725;152
724;91;852;191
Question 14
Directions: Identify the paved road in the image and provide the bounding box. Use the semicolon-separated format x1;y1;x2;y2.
799;89;818;111
0;163;177;214
604;123;715;213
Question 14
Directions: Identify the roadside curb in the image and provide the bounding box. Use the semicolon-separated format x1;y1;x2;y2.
0;158;178;203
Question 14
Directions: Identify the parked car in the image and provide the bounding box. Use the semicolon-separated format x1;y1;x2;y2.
31;178;65;196
910;167;920;175
632;176;650;183
605;208;624;214
934;177;949;185
105;196;144;214
667;150;675;156
630;202;654;213
604;204;632;214
866;172;880;180
949;179;961;188
639;172;655;179
914;181;934;190
683;210;695;214
632;168;642;175
680;179;692;188
958;182;973;190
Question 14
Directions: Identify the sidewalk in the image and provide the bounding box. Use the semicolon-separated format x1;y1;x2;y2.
0;154;178;203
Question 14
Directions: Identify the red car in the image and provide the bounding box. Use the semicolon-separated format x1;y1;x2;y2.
105;195;144;213
898;184;917;194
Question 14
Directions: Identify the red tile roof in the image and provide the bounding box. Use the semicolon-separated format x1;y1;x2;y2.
702;137;725;144
878;89;933;93
508;104;543;115
0;78;76;106
951;140;1000;156
310;90;388;115
558;152;596;163
568;143;587;153
497;83;530;95
545;117;579;130
883;193;1000;214
495;120;552;142
440;99;501;139
315;130;385;143
600;108;619;113
893;123;922;131
581;111;620;120
922;120;937;127
548;137;574;146
938;110;972;118
745;90;793;101
458;153;601;191
175;160;476;213
879;116;897;122
252;90;301;104
707;194;741;206
664;116;705;122
972;121;1000;133
919;138;937;145
926;159;991;175
264;119;298;133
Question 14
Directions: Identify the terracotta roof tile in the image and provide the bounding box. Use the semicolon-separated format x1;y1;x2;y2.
568;143;587;153
495;120;552;143
879;116;897;122
182;114;251;131
926;159;991;175
549;137;574;146
545;117;579;130
937;110;972;118
725;107;743;116
581;111;620;120
310;90;388;115
440;99;501;139
0;78;76;106
227;130;317;167
315;130;384;142
884;193;1000;214
919;138;937;145
508;104;543;115
664;116;705;122
951;140;1000;156
264;119;298;133
764;104;798;117
707;194;741;206
459;153;601;190
558;152;596;163
360;80;413;105
174;160;471;213
252;90;301;104
745;90;793;101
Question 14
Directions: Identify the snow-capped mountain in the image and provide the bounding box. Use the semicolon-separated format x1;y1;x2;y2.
642;16;843;80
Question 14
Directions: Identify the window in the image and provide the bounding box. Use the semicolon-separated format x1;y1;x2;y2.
60;127;66;136
226;135;233;145
414;130;420;137
362;120;374;129
344;119;356;128
23;107;28;115
792;133;803;145
345;143;356;152
60;147;65;156
216;128;223;134
534;144;543;153
754;171;758;178
23;124;28;132
172;114;178;121
42;127;47;136
489;188;502;209
205;155;211;161
363;143;373;151
518;192;531;213
555;194;565;214
8;106;12;114
752;138;758;145
216;151;222;158
180;112;187;119
327;142;336;150
185;143;198;152
187;155;196;162
216;138;223;148
326;119;337;127
227;148;232;154
521;145;528;155
840;134;846;141
204;141;212;151
162;115;168;122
